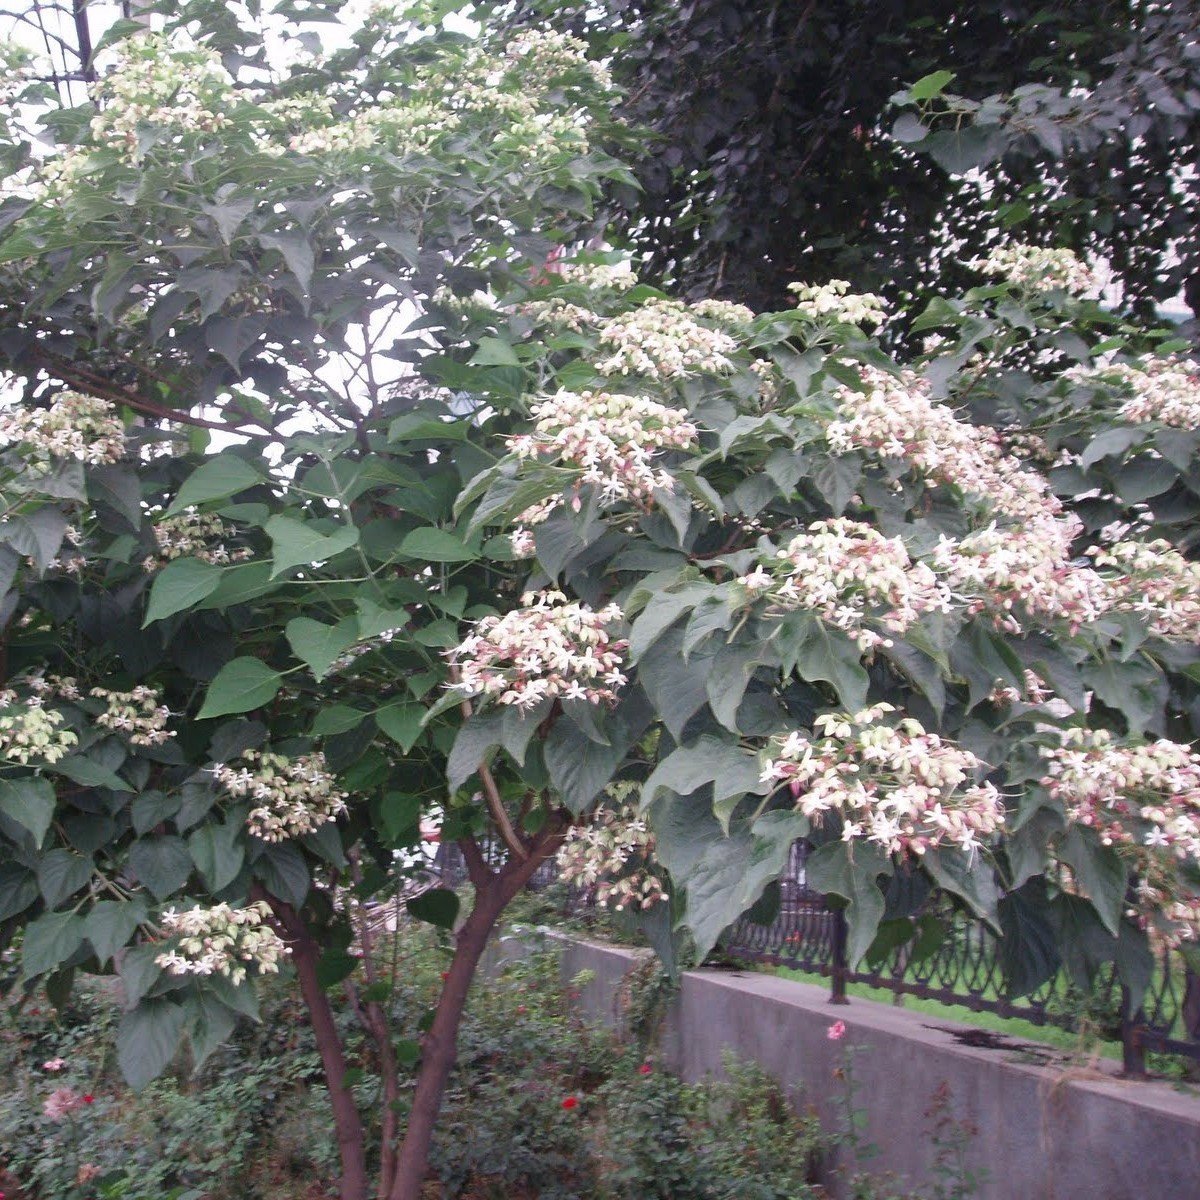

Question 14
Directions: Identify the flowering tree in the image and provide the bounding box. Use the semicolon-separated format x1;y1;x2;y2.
1;4;1200;1198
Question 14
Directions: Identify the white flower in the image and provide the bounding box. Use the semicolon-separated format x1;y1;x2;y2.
968;244;1098;295
448;589;627;711
213;750;347;842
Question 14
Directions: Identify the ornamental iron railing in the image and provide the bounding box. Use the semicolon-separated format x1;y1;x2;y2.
427;837;1200;1074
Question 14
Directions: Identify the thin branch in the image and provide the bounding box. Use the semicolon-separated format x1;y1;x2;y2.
28;346;272;435
447;664;528;860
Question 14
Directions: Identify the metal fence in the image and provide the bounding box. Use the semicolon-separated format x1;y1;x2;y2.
723;841;1200;1075
428;838;1200;1074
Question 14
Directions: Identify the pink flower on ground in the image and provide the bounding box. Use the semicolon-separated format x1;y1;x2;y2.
827;1020;847;1041
561;1095;579;1111
42;1087;84;1120
42;1057;66;1072
638;1062;653;1075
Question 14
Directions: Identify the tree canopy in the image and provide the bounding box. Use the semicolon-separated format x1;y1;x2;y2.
1;4;1200;1198
501;0;1200;325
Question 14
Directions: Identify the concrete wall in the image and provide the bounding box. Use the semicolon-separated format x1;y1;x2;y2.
532;933;1200;1200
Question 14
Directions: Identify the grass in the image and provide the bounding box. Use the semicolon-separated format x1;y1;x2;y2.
770;964;1123;1062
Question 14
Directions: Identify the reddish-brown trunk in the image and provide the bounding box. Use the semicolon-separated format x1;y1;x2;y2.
386;828;564;1200
258;887;370;1200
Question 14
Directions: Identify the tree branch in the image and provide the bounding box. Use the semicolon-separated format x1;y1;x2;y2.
447;665;528;860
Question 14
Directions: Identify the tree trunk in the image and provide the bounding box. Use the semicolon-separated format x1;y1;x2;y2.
386;827;564;1200
257;887;370;1200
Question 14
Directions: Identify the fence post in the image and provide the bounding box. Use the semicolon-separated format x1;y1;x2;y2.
1120;985;1146;1077
830;907;850;1006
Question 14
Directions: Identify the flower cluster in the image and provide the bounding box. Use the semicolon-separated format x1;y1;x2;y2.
0;688;78;764
788;280;887;328
932;514;1108;634
690;298;757;328
518;298;599;333
91;685;174;747
827;366;1057;522
508;388;698;520
142;510;251;572
557;789;666;911
448;589;627;711
737;519;950;651
967;244;1097;296
212;749;348;842
760;705;1005;856
503;29;613;92
43;1087;89;1121
90;35;233;158
1043;729;1200;862
1066;355;1200;429
1089;539;1200;641
0;391;125;468
987;669;1054;707
155;901;288;986
287;99;459;158
596;300;738;380
556;259;638;291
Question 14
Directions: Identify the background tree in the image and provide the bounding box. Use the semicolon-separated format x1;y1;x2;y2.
498;0;1200;327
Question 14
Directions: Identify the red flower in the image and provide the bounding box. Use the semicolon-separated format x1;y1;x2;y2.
638;1062;653;1075
516;1005;527;1015
440;971;450;982
561;1095;578;1111
82;1094;94;1104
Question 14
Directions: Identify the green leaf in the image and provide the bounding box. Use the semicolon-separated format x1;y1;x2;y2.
921;847;999;929
356;598;410;640
891;113;928;145
1056;826;1128;936
379;793;421;844
128;836;193;900
652;798;806;961
637;629;714;740
544;689;654;814
117;943;166;1009
0;775;55;847
198;658;284;720
37;849;92;908
773;613;868;710
317;950;359;989
311;705;369;737
262;229;315;295
85;898;148;967
117;1000;187;1090
805;840;889;967
46;755;132;792
406;887;460;930
286;616;358;680
22;910;85;979
1114;920;1154;1013
185;991;238;1070
375;703;424;753
469;336;521;367
908;69;956;101
254;842;309;907
266;515;359;578
397;527;478;562
188;821;245;892
997;878;1060;998
143;557;224;626
0;864;38;921
1050;893;1116;991
166;454;263;516
642;735;765;833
